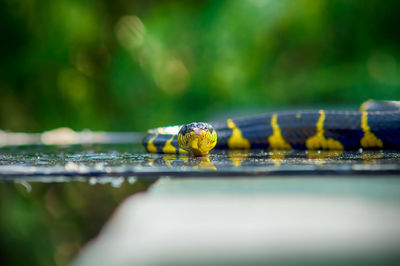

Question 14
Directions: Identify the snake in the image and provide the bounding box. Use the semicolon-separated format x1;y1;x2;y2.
142;100;400;156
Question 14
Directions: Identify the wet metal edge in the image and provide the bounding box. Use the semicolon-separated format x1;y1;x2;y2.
0;164;400;181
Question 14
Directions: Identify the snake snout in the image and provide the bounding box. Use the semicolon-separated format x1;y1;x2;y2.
194;128;206;137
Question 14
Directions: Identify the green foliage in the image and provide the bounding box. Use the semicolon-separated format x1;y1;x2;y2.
1;0;400;132
0;179;156;266
1;2;400;265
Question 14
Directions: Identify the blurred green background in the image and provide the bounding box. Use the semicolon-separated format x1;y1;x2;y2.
1;0;400;265
1;0;400;132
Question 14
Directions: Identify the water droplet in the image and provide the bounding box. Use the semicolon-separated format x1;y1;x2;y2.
94;163;105;170
89;177;97;185
65;162;79;171
127;177;137;184
111;177;124;188
15;180;32;192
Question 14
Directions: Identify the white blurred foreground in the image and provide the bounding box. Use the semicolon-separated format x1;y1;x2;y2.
73;178;400;265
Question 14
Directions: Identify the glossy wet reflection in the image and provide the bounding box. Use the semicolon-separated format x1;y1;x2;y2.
0;144;399;178
143;149;399;171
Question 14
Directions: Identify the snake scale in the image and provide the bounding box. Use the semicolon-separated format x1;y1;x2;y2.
142;100;400;155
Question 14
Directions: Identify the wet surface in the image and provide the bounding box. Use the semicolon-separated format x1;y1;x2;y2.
0;143;399;181
1;143;399;265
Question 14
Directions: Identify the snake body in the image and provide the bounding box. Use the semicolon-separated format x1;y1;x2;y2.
142;101;400;154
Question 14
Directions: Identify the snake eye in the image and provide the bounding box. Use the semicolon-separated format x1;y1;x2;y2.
179;125;186;135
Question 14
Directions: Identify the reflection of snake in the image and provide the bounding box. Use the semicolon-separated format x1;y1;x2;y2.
143;150;389;171
142;100;400;155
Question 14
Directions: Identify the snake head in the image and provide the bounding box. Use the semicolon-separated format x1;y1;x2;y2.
178;122;217;156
